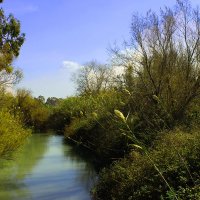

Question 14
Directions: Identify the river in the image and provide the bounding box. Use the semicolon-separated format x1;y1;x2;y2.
0;133;97;200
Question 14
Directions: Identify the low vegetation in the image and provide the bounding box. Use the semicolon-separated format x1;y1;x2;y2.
92;130;200;200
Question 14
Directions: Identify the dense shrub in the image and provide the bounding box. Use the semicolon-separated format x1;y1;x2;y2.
66;114;129;160
0;110;30;159
63;90;130;160
47;109;70;133
0;89;15;111
14;89;50;131
92;130;200;200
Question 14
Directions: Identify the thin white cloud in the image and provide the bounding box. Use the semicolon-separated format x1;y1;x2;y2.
62;60;82;72
7;4;39;15
23;5;39;13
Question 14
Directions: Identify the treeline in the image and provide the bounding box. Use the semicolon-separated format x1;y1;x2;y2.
0;86;64;158
49;0;200;199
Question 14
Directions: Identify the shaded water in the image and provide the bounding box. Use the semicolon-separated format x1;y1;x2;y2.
0;133;97;200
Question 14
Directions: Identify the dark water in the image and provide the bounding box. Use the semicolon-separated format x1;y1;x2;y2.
0;134;97;200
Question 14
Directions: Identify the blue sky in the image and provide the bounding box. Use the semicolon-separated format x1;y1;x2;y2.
1;0;199;98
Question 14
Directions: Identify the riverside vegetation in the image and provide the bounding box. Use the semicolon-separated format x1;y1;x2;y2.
0;0;30;159
55;1;200;199
1;0;200;199
0;0;51;159
0;0;63;158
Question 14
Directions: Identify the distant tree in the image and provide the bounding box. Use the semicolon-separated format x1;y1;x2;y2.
74;61;115;95
16;89;31;104
36;95;45;104
46;97;60;106
15;89;50;130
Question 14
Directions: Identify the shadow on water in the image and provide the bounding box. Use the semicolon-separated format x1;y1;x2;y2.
0;134;49;200
63;138;110;172
61;139;98;191
0;133;97;200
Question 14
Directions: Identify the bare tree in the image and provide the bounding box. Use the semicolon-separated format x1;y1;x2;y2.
0;69;23;87
74;61;115;95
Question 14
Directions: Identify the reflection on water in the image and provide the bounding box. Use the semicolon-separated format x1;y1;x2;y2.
0;133;97;200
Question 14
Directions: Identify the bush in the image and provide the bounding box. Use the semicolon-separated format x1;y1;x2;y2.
47;109;70;133
0;110;31;159
64;90;130;160
65;114;128;160
92;130;200;200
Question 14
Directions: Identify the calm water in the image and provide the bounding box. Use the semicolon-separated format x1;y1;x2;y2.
0;134;97;200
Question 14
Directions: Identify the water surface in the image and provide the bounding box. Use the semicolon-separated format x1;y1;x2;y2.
0;133;96;200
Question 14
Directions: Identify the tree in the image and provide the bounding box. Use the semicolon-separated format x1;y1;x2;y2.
74;61;115;95
46;97;60;106
15;89;50;130
0;3;25;87
36;95;45;104
0;68;23;86
114;0;200;125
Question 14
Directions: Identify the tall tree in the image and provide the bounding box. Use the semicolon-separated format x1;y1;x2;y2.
114;0;200;125
0;1;25;87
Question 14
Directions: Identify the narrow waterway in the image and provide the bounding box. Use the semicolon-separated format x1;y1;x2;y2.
0;133;97;200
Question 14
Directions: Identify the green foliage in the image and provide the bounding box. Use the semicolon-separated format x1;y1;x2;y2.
46;97;61;106
61;90;130;160
0;9;25;57
0;3;28;161
0;2;25;88
14;89;50;131
175;185;200;200
62;90;124;117
0;110;30;159
36;95;45;104
0;88;15;110
0;8;25;71
182;98;200;130
51;90;126;134
92;130;200;200
0;1;24;89
111;0;200;136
